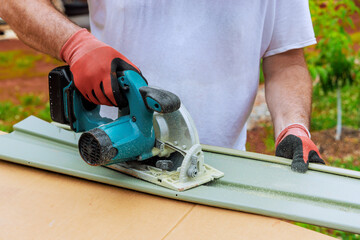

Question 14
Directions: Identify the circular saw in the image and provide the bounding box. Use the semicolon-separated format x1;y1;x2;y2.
48;65;223;191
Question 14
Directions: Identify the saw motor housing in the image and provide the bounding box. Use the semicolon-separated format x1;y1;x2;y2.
48;66;180;166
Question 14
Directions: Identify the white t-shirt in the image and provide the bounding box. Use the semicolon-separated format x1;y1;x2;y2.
87;0;316;150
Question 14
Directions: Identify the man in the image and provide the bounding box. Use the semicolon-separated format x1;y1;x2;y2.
0;0;324;172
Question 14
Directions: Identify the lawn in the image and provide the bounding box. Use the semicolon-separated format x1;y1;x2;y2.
0;94;50;132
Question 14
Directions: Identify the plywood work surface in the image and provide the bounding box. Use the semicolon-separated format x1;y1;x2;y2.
0;160;334;240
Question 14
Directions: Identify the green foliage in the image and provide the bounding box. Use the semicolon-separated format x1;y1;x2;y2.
0;51;17;66
262;123;275;152
0;95;50;132
37;102;51;122
15;55;41;69
294;222;360;239
330;156;360;171
259;61;265;84
307;0;360;92
20;94;42;107
0;102;25;132
0;50;41;67
0;50;61;80
351;32;360;43
311;84;360;131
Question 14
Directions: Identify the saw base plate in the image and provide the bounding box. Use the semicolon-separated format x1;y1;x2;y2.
108;162;224;191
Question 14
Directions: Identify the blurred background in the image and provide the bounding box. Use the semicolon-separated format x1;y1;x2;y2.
0;0;359;238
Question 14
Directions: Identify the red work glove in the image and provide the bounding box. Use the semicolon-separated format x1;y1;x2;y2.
275;124;325;173
60;28;141;107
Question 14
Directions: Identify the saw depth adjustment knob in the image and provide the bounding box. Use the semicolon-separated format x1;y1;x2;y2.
187;155;199;178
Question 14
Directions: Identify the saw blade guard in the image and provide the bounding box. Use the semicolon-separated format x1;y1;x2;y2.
153;104;206;181
153;104;200;152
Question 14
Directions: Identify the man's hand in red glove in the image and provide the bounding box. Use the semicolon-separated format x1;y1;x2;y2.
275;124;325;173
60;28;141;107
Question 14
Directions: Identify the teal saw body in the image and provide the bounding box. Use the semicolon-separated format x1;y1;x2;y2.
50;67;180;165
77;71;160;165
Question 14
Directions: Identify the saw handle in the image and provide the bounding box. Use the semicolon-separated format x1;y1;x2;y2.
139;86;181;113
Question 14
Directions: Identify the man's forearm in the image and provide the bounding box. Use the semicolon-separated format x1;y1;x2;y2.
263;49;312;138
0;0;81;59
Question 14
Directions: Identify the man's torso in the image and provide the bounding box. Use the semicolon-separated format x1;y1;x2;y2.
87;0;297;150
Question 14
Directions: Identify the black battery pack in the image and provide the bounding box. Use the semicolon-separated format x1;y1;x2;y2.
48;66;72;124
